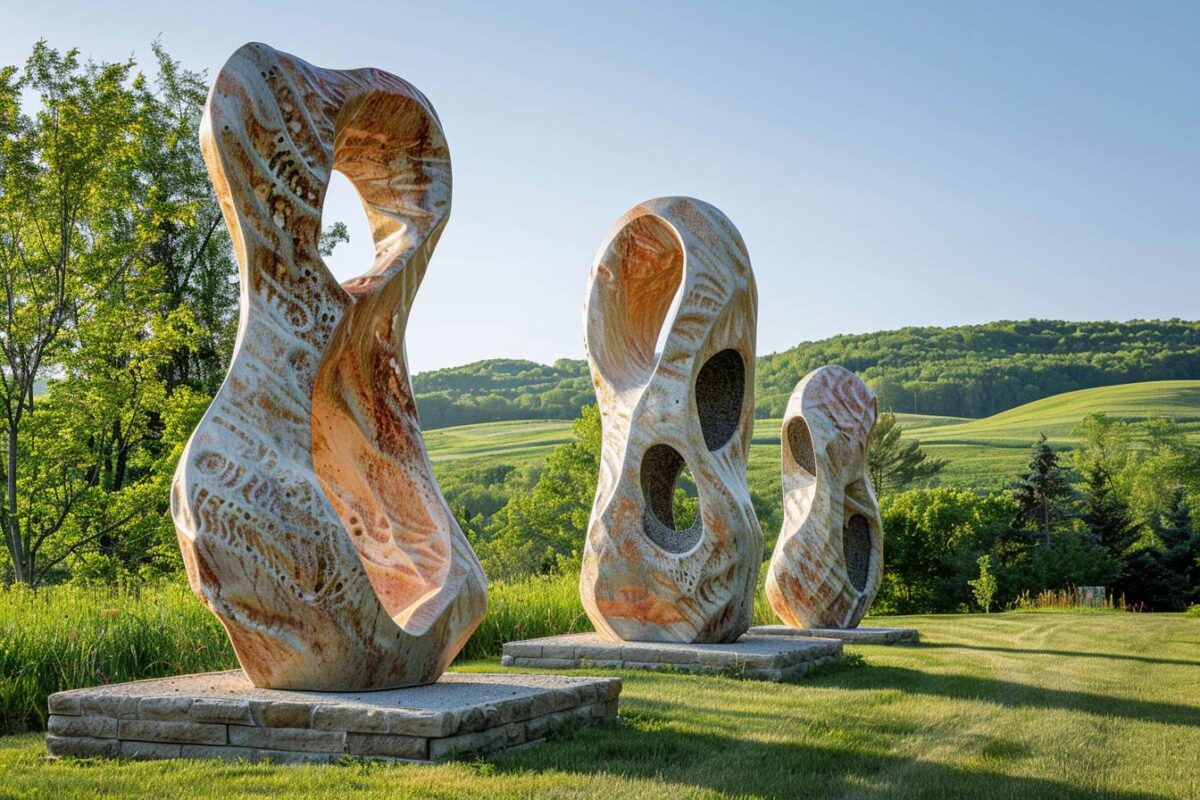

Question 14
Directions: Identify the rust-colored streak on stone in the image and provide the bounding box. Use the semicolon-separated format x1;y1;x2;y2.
171;43;485;690
580;197;762;644
765;366;884;629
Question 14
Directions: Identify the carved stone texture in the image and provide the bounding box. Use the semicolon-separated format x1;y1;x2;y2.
170;43;485;690
580;197;762;643
765;366;884;629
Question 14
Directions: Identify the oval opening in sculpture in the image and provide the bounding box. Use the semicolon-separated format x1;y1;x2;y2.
785;416;816;475
587;215;684;392
695;349;745;451
843;511;873;593
640;443;703;554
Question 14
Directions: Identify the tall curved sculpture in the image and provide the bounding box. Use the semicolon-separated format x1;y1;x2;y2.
170;43;486;690
765;365;883;629
580;197;762;643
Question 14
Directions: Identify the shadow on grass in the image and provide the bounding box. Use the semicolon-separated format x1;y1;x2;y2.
830;665;1200;728
490;721;1169;800
919;642;1200;668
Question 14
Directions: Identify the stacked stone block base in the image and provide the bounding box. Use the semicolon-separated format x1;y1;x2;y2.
749;626;920;645
502;633;843;681
46;670;620;764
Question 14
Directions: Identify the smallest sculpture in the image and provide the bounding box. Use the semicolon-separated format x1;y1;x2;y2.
765;365;883;629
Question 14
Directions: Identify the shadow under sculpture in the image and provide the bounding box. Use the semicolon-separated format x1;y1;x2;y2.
170;43;486;690
580;197;763;643
765;365;884;629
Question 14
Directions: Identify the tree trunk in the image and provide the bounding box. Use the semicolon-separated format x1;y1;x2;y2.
5;422;30;584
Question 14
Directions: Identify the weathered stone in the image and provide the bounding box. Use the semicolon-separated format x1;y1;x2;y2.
121;740;183;760
138;696;193;721
190;698;253;725
581;197;762;644
429;723;524;761
46;735;119;758
311;704;389;734
229;725;343;753
170;42;486;691
346;732;428;760
47;692;81;716
81;694;140;719
503;633;843;680
45;670;619;763
118;719;227;746
248;700;312;729
48;715;117;739
765;366;884;629
750;625;920;645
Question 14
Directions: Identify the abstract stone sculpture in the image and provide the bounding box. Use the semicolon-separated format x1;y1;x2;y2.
580;197;762;643
170;43;485;690
765;365;883;629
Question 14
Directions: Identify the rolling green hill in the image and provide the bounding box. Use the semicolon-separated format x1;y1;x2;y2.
412;319;1200;428
427;380;1200;494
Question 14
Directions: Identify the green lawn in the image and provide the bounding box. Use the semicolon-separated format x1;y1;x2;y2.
2;612;1196;798
425;381;1200;492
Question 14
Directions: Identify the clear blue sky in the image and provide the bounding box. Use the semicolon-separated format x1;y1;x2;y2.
3;1;1197;373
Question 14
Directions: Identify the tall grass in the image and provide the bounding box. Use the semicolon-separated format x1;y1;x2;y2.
1;569;793;735
460;571;591;660
0;581;235;735
1011;587;1136;612
0;572;599;734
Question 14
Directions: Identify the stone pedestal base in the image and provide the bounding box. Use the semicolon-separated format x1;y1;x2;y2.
749;625;919;644
502;633;842;681
46;670;619;764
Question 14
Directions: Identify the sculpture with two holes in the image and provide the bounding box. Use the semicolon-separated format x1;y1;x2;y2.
501;197;845;679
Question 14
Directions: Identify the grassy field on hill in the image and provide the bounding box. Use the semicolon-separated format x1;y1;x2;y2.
427;381;1200;492
4;612;1197;799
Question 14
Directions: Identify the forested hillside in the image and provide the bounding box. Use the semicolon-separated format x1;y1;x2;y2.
413;320;1200;428
413;359;594;429
756;319;1200;418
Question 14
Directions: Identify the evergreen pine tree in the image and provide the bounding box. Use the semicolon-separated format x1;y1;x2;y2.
1012;434;1075;544
1080;463;1140;558
1155;488;1200;605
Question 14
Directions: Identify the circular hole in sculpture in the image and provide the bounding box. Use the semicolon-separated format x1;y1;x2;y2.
785;416;816;475
640;444;703;554
695;349;745;451
843;512;873;592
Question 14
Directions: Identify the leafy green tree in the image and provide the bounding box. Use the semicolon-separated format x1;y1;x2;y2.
0;42;233;583
968;555;998;613
478;405;601;579
868;411;947;493
878;488;1015;613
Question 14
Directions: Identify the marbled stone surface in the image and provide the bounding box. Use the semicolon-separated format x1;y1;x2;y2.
749;626;919;645
502;633;842;681
765;366;884;630
581;197;762;644
46;671;619;763
170;43;485;690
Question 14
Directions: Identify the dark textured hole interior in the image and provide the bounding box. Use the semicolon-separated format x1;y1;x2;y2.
786;416;816;474
640;444;703;553
844;513;872;592
695;349;745;451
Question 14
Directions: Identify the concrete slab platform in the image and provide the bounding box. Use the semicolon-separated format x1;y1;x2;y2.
46;670;620;764
749;625;919;644
502;633;843;680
